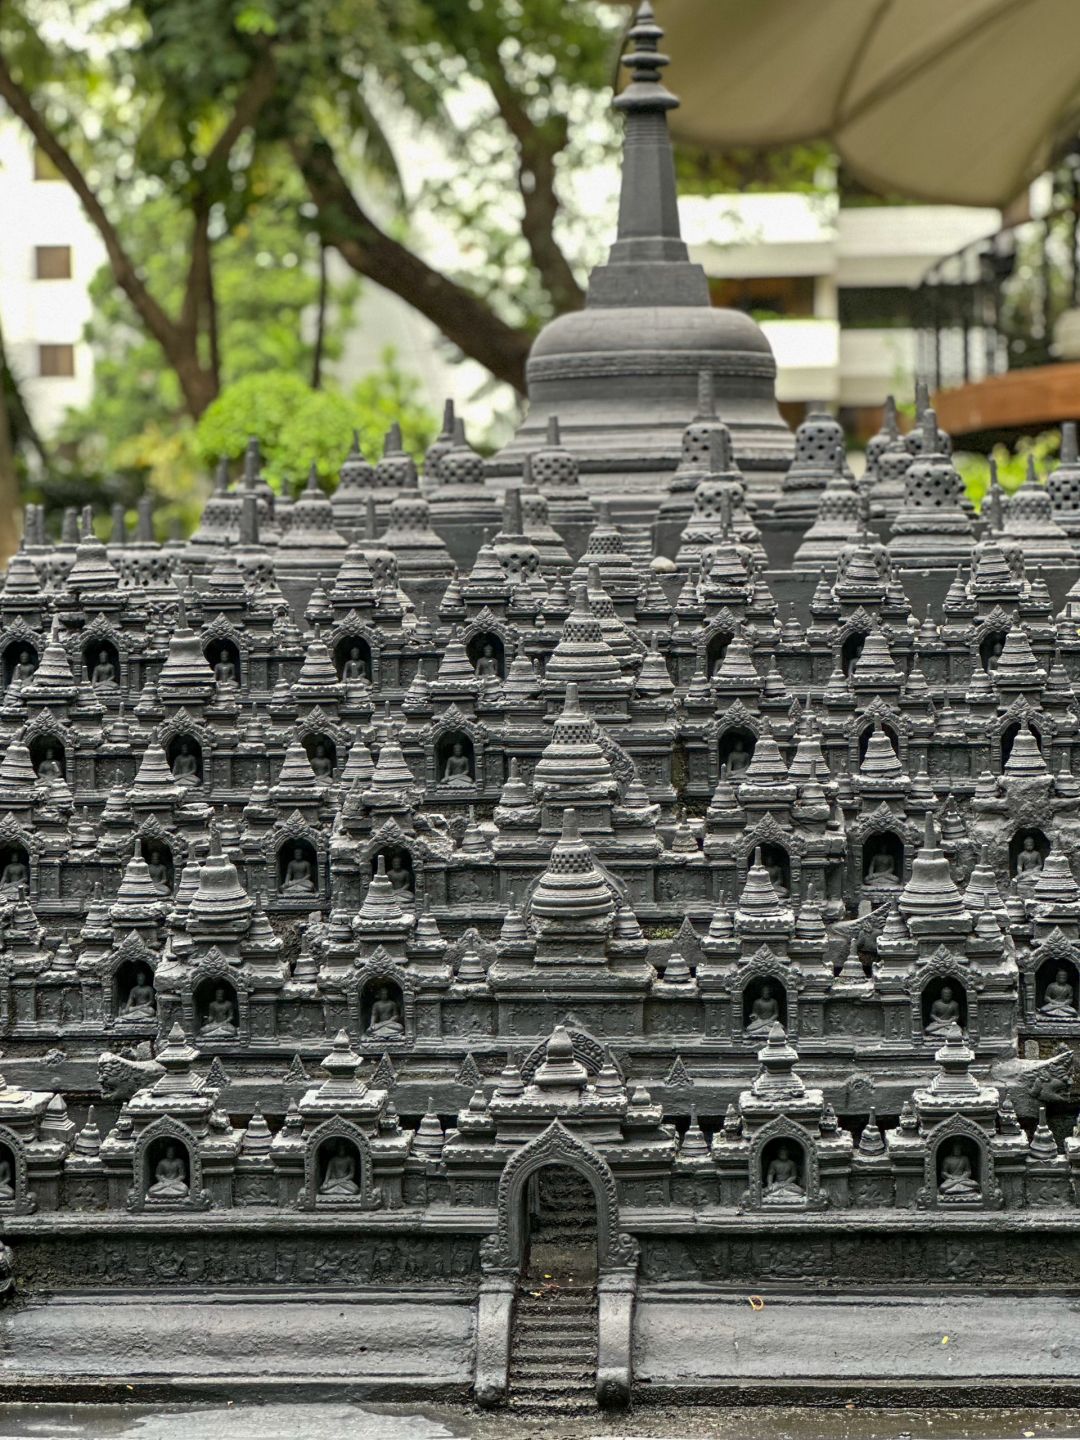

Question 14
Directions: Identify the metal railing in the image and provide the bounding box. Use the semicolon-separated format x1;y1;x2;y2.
915;198;1080;392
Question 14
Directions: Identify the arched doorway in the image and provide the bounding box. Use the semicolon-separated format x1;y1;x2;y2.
706;632;731;677
335;635;372;682
466;631;505;680
858;720;899;763
980;629;1009;673
205;638;241;687
512;1163;599;1410
3;643;37;689
841;631;865;676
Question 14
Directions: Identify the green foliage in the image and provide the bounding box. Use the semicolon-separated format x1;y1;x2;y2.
49;168;359;526
674;140;834;196
195;355;437;492
955;431;1061;511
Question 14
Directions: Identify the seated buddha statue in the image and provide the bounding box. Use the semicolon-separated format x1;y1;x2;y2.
124;969;156;1021
13;651;36;683
985;640;1003;672
924;985;961;1039
366;985;404;1039
865;849;898;884
745;982;780;1038
148;1144;189;1200
726;738;751;774
475;643;499;680
440;741;473;787
309;744;333;778
385;853;414;896
0;1157;13;1201
213;652;237;686
1040;968;1079;1020
201;987;237;1038
0;853;27;890
938;1141;979;1198
319;1140;360;1197
171;744;200;784
764;1144;805;1203
1015;836;1043;878
342;646;369;681
146;850;170;893
36;748;63;782
91;650;116;686
766;863;789;900
282;847;315;894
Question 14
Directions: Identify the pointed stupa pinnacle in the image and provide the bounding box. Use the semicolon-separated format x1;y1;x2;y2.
589;0;705;302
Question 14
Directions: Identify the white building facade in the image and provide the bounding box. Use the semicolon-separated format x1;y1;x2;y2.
682;192;1001;431
0;117;105;437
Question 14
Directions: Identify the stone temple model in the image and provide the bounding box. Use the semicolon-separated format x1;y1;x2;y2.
0;4;1079;1417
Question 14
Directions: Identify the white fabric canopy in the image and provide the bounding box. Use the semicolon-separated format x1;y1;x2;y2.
644;0;1080;206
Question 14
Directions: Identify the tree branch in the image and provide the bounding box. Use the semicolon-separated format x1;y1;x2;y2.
291;129;532;394
0;44;278;419
0;48;193;391
487;71;584;315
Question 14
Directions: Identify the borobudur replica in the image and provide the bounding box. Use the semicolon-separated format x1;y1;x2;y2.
0;3;1079;1415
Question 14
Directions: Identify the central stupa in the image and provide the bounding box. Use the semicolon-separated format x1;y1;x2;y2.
490;3;794;521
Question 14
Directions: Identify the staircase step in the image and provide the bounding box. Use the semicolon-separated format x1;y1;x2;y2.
516;1334;596;1353
512;1361;595;1381
510;1375;595;1395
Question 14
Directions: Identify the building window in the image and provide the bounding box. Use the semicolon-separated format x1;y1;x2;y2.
710;274;817;321
34;246;72;281
38;344;75;378
32;146;63;181
837;286;921;330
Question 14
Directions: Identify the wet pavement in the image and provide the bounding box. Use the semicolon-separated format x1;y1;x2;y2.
0;1403;1077;1440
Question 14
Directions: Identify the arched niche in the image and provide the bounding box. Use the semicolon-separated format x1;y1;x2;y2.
718;726;755;777
316;1135;365;1201
279;837;319;896
858;720;899;763
841;631;865;677
29;736;65;781
141;839;173;893
743;976;787;1037
980;629;1009;672
205;637;241;686
145;1135;191;1204
706;632;731;677
466;631;505;680
335;635;372;682
935;1133;983;1202
862;832;904;885
0;1137;17;1208
375;848;414;897
84;639;120;687
1002;720;1041;767
1010;826;1050;878
524;1163;599;1281
304;733;337;780
115;960;156;1023
921;976;968;1037
361;979;406;1042
194;976;239;1039
436;731;476;788
757;841;791;899
1035;955;1080;1019
0;844;30;891
167;734;203;784
760;1134;807;1205
3;642;37;688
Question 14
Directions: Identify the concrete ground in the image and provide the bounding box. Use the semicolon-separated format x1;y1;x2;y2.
0;1402;1077;1439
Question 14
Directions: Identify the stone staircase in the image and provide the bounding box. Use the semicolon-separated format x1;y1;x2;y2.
507;1278;598;1415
